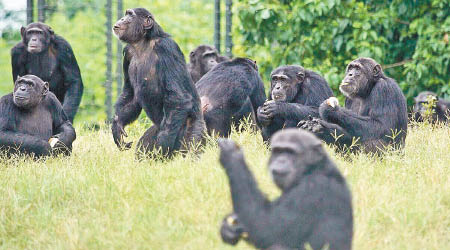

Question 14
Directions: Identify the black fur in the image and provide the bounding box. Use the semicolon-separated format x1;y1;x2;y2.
218;129;353;250
412;91;450;123
11;22;84;123
195;58;266;136
112;8;205;157
188;45;229;83
257;65;333;142
300;58;408;153
0;75;76;158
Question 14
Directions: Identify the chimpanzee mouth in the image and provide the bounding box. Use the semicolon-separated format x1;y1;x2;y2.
272;94;286;101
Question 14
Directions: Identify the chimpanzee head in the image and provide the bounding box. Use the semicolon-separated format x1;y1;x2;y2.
270;65;305;102
340;57;384;98
269;129;327;191
413;91;438;116
113;8;166;43
189;45;221;75
13;75;49;109
20;22;54;54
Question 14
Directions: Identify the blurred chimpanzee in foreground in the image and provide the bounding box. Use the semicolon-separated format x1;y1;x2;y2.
0;75;76;158
257;65;333;142
112;8;205;158
219;129;353;250
188;45;229;83
11;22;83;123
300;58;408;153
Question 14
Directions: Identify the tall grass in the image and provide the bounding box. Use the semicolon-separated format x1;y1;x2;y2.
0;121;449;249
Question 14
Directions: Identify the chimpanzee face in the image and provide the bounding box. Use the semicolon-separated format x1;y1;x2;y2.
113;8;153;43
13;75;49;109
340;58;382;98
202;50;219;73
21;23;53;53
269;129;326;191
270;67;305;102
413;92;438;117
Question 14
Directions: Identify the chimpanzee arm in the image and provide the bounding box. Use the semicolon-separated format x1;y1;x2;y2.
261;116;285;142
48;94;76;150
0;96;51;157
279;103;319;124
11;45;27;82
114;47;142;126
59;38;84;122
219;139;302;248
154;40;193;154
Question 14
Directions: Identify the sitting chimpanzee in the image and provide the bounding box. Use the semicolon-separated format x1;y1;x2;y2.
412;91;450;123
188;45;229;83
218;129;353;250
299;58;408;153
11;22;84;123
196;58;266;137
112;8;205;157
0;75;76;158
257;65;333;142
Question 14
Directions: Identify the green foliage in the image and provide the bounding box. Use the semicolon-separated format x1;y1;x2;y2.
233;0;450;103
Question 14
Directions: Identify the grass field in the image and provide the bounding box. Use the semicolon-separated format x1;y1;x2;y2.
0;121;449;249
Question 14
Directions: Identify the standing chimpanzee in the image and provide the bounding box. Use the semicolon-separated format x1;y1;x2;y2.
112;8;205;157
188;45;229;83
0;75;76;158
257;65;333;142
218;129;353;250
412;91;450;123
196;58;266;137
299;57;408;153
11;22;83;123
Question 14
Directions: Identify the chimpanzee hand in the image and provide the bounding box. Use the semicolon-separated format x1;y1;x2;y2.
112;116;132;150
218;138;245;169
220;213;248;245
263;100;284;117
257;106;273;126
298;116;327;135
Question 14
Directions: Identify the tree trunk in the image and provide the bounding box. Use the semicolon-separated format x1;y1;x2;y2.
214;0;221;53
37;0;45;23
26;0;34;24
116;0;123;99
105;0;113;121
225;0;233;58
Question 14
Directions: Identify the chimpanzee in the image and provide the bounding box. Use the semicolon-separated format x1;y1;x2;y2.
257;65;333;142
112;8;205;157
195;57;266;137
188;45;229;83
0;75;76;158
299;57;408;153
218;129;353;250
412;91;450;123
11;22;84;123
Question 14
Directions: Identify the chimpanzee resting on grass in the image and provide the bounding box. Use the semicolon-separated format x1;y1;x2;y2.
219;129;353;250
112;8;205;157
299;58;408;153
257;65;333;142
11;22;84;123
412;91;450;123
188;44;229;83
196;58;266;136
0;75;76;158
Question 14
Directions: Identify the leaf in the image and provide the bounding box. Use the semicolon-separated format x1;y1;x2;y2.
260;9;271;19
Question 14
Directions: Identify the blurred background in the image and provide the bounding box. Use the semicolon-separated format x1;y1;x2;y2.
0;0;449;124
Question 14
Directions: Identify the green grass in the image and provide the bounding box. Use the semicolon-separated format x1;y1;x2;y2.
0;121;449;249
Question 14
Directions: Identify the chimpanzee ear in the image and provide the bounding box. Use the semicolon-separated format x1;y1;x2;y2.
48;27;54;35
42;82;49;96
373;64;382;77
143;15;153;30
296;71;305;82
20;27;26;38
